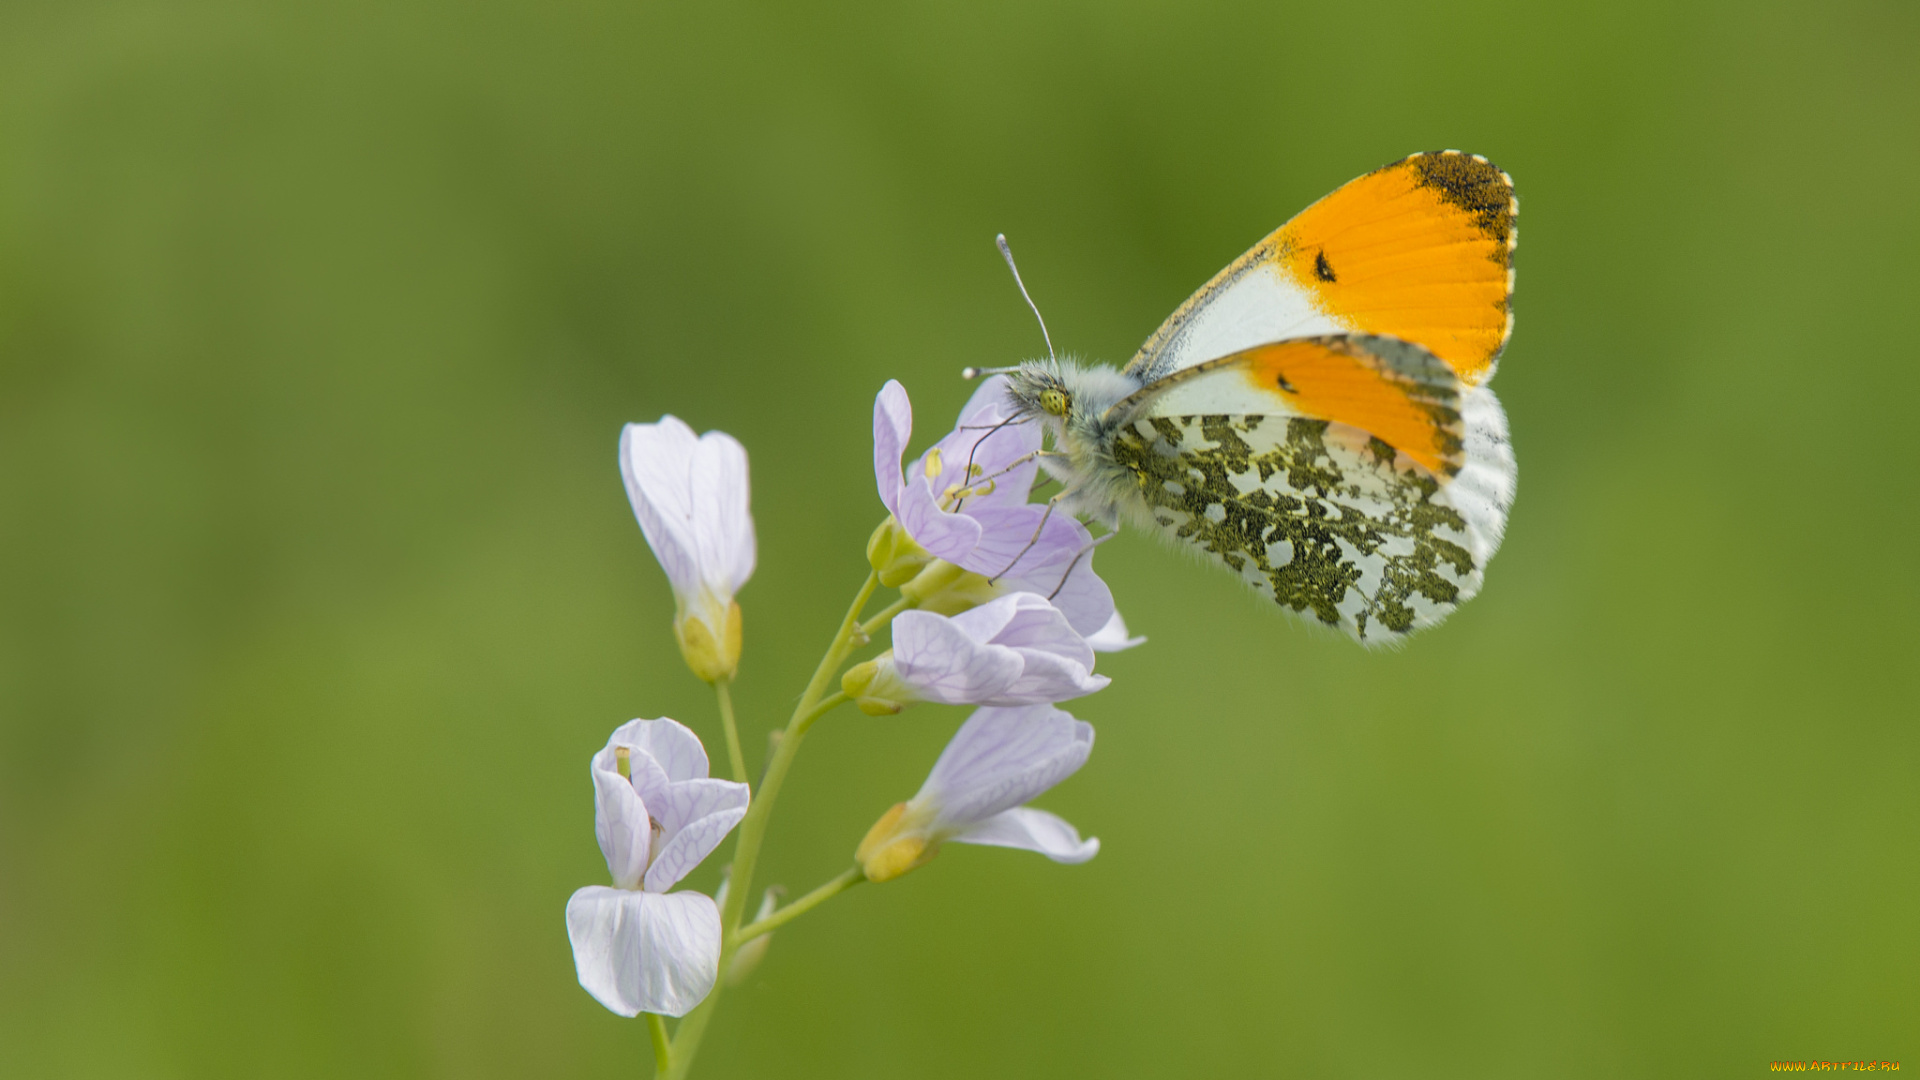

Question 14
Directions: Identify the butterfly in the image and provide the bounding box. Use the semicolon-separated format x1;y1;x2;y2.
986;150;1519;645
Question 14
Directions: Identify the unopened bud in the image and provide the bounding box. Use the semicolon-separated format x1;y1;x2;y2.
867;517;933;588
906;567;999;617
841;657;909;715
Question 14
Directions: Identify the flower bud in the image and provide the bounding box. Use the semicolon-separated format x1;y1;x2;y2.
898;559;999;616
674;598;743;683
841;656;911;715
867;517;932;588
855;802;940;882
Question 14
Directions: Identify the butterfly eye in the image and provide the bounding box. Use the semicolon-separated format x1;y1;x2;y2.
1040;389;1070;416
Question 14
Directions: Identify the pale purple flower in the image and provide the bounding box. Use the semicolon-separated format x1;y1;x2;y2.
621;417;755;682
843;592;1109;713
872;378;1113;635
856;704;1099;881
566;718;750;1017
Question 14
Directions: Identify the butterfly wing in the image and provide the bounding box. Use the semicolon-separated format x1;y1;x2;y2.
1125;151;1517;388
1104;335;1514;644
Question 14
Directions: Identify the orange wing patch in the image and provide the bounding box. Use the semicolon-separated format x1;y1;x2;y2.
1236;338;1463;475
1276;151;1516;384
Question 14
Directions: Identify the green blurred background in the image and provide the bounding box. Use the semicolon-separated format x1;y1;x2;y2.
3;0;1915;1076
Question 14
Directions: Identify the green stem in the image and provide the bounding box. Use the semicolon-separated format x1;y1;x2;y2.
646;1013;671;1075
664;570;880;1080
723;571;876;931
796;691;849;732
713;678;747;784
858;595;911;639
734;867;864;944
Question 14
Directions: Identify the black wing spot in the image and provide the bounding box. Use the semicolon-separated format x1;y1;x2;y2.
1275;373;1298;393
1407;152;1513;244
1313;249;1337;283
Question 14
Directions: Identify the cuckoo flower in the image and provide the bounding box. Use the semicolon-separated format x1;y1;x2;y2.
841;592;1109;714
856;704;1099;882
872;378;1114;635
565;718;750;1017
621;417;755;682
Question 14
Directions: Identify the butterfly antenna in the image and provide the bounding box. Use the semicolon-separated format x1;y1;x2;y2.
996;233;1055;362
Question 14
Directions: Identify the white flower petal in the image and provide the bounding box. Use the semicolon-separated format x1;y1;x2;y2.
686;430;755;596
920;705;1094;829
995;547;1115;638
972;593;1092;666
891;609;1024;705
566;887;721;1018
643;779;750;893
873;381;913;516
1084;610;1147;652
594;741;672;822
993;649;1108;705
946;591;1027;642
952;505;1089;580
949;806;1100;864
621;419;753;612
604;717;710;783
895;476;985;564
620;418;704;600
592;763;651;890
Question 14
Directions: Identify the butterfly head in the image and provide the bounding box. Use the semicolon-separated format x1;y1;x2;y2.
1000;361;1073;421
997;360;1139;441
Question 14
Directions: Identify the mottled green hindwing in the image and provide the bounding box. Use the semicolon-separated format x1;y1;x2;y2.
1109;412;1490;643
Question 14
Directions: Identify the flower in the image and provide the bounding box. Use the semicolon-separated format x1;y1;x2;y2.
872;378;1114;635
620;417;755;682
566;717;750;1017
855;704;1099;882
841;592;1109;714
1084;609;1146;652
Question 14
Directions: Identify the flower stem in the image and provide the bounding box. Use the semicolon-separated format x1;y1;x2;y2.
796;691;849;733
858;595;912;639
713;678;747;785
665;569;880;1080
646;1013;672;1074
733;866;864;944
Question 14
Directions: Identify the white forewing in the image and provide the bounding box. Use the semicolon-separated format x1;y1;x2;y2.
1126;262;1345;384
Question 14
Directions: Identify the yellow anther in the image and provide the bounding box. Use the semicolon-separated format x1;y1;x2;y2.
924;447;944;479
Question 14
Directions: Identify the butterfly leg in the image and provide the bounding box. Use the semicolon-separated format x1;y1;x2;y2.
949;449;1050;512
986;487;1081;584
1045;529;1118;602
